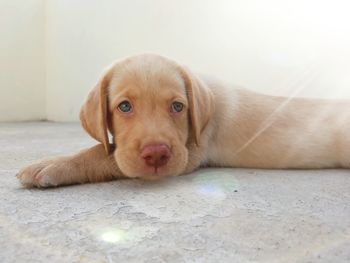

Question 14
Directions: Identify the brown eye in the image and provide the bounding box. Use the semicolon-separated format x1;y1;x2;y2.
171;101;184;113
118;101;132;113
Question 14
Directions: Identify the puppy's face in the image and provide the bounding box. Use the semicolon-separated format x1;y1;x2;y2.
80;54;214;180
108;60;189;179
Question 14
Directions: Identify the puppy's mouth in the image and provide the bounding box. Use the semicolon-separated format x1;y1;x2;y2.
137;143;173;179
138;165;173;180
115;142;188;180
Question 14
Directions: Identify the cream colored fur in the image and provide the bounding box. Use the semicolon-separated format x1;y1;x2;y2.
17;54;350;187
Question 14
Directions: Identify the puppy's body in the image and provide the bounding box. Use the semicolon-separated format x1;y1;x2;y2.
204;82;350;169
17;54;350;187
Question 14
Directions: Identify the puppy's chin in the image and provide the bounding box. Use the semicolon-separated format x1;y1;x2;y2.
121;165;185;180
138;173;175;181
115;146;189;180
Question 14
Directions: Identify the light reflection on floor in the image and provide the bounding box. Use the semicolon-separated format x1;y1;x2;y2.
100;228;127;243
96;225;157;245
192;169;239;199
96;170;239;244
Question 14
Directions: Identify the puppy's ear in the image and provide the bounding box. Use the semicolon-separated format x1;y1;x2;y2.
180;67;214;146
80;68;113;154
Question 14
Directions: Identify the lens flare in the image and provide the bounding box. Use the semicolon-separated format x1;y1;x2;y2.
193;170;238;198
100;228;126;243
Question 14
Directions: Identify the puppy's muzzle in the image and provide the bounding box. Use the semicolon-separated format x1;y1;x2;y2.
141;144;171;169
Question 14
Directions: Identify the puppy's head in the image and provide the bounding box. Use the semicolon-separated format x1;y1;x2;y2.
80;54;213;180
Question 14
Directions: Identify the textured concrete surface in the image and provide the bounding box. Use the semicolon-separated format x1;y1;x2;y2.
0;122;350;263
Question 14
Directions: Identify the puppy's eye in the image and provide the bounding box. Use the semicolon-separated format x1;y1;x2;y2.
118;101;132;113
171;101;184;113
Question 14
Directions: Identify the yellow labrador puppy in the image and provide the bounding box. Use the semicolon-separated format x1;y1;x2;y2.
17;54;350;187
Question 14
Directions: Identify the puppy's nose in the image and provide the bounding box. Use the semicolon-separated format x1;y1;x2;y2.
141;144;171;168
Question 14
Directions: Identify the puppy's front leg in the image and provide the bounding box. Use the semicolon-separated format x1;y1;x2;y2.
17;144;124;188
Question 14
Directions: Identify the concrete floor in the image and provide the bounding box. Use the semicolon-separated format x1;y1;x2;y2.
0;122;349;263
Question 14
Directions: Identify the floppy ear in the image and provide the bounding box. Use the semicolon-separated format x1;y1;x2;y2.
80;68;113;154
180;67;214;146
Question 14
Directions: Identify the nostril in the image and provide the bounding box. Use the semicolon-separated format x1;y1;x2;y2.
160;155;168;161
144;155;153;161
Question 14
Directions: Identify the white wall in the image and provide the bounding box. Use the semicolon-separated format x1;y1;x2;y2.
45;0;350;121
0;0;45;121
2;0;350;121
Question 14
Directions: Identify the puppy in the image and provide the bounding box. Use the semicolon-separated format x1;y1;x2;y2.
17;54;350;187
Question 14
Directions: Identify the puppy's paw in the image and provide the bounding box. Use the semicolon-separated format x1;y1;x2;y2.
17;159;66;188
